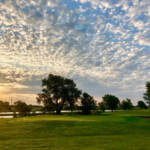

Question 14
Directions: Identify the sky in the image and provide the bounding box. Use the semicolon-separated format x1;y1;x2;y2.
0;0;150;105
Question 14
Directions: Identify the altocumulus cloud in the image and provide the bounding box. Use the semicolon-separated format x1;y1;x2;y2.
0;0;150;104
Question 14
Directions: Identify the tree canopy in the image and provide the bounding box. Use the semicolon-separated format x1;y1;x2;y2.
137;101;147;109
143;82;150;107
0;101;11;112
120;98;133;110
98;101;107;112
81;92;96;114
37;74;81;114
102;94;120;112
14;101;31;116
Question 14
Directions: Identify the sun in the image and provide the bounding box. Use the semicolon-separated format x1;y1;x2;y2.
0;86;4;92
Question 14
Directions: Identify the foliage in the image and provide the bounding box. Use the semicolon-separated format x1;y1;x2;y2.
81;92;96;114
137;100;147;109
143;82;150;107
98;101;107;112
63;78;82;111
102;94;120;112
14;101;31;116
120;98;133;110
0;101;11;112
37;74;81;114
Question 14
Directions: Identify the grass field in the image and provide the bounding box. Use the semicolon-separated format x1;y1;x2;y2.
0;110;150;150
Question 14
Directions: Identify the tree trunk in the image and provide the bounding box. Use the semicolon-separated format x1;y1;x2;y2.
56;104;63;115
56;109;61;114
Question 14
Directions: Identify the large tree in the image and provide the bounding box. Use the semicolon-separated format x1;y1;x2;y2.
102;94;120;112
63;78;82;112
120;98;133;110
81;92;96;115
37;74;81;114
143;82;150;107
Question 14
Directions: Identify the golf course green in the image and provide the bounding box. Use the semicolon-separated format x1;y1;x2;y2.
0;110;150;150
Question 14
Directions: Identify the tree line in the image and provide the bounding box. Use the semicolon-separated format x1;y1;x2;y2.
0;74;149;116
36;74;149;114
0;100;31;116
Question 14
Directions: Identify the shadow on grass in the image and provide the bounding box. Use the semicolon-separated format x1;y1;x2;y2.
98;113;112;116
138;116;150;121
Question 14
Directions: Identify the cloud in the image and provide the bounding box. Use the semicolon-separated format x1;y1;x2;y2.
0;0;150;104
134;29;150;46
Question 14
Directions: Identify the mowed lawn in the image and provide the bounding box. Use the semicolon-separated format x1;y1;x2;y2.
0;110;150;150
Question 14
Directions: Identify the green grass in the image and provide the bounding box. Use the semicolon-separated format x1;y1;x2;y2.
0;109;150;150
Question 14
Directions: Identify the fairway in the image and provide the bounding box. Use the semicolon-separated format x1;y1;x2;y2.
0;110;150;150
